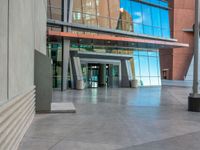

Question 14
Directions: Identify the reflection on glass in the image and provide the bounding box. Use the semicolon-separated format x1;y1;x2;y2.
96;0;109;17
134;56;140;76
141;77;150;86
48;43;63;89
133;50;161;86
97;17;109;28
73;12;83;24
71;0;170;38
83;14;97;26
149;57;158;76
143;26;153;35
142;4;152;26
47;0;62;21
151;7;161;27
139;56;149;76
150;77;159;86
82;0;97;15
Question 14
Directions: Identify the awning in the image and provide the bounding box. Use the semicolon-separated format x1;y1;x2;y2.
48;30;189;50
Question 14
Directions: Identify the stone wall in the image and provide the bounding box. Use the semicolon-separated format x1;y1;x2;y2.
0;0;47;149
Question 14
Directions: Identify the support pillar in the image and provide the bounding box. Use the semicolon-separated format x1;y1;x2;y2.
188;0;200;112
61;0;73;91
121;60;131;87
99;64;107;87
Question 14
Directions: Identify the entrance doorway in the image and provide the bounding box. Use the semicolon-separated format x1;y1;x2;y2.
88;64;99;88
81;63;120;88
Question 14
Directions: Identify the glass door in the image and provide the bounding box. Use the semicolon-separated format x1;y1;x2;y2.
88;64;99;88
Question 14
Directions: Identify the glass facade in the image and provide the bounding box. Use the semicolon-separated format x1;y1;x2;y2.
72;0;170;38
47;0;62;21
47;25;63;89
71;0;167;86
47;0;169;87
134;50;161;86
47;41;63;89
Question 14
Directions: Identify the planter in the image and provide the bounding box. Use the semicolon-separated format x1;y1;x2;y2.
76;80;85;90
130;80;138;88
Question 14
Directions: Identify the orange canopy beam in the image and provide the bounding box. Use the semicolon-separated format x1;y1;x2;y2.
48;30;189;48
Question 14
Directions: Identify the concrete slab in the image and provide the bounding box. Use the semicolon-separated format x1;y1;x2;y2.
51;102;76;113
19;86;200;150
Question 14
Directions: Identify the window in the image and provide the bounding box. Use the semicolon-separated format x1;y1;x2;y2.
133;50;161;86
131;2;143;24
71;0;171;38
96;0;109;17
151;7;161;27
142;4;152;26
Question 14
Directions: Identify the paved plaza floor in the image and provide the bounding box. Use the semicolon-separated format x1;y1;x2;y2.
19;86;200;150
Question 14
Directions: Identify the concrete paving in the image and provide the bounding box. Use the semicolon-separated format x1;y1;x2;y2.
19;86;200;150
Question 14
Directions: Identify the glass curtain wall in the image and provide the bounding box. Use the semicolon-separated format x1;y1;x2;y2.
47;0;62;21
72;0;170;38
47;0;167;87
47;0;63;89
47;41;63;89
134;50;161;86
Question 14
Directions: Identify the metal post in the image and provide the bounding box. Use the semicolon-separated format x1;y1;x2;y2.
61;0;73;91
188;0;200;112
193;0;200;95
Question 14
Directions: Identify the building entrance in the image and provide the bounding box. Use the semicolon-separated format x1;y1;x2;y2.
70;51;133;89
82;63;120;88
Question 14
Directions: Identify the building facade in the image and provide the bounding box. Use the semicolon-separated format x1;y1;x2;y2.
0;0;47;149
47;0;188;90
160;0;195;80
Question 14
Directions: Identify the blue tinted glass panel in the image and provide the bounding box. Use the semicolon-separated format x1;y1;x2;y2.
139;56;149;76
160;9;169;29
139;51;148;56
135;76;141;81
142;4;152;26
148;51;157;57
162;28;170;38
149;57;158;76
133;50;139;56
143;0;151;3
150;77;159;85
134;23;144;34
141;77;150;86
134;56;140;76
151;7;161;27
131;1;143;24
153;28;162;37
144;26;153;35
158;77;161;85
157;54;161;76
133;50;161;87
159;1;168;7
120;0;131;15
151;0;160;5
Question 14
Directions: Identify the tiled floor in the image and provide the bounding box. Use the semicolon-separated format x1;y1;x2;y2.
19;86;200;150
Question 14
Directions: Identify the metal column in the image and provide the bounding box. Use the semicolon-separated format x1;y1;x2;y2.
188;0;200;112
61;0;73;90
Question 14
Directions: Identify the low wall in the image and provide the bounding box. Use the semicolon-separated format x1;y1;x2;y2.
0;87;35;150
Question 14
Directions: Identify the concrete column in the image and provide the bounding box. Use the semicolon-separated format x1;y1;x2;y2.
62;40;70;90
62;0;73;90
121;60;130;87
99;64;107;87
70;51;83;88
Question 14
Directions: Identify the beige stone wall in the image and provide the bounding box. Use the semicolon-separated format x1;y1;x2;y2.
0;0;47;101
0;0;8;102
0;0;46;148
